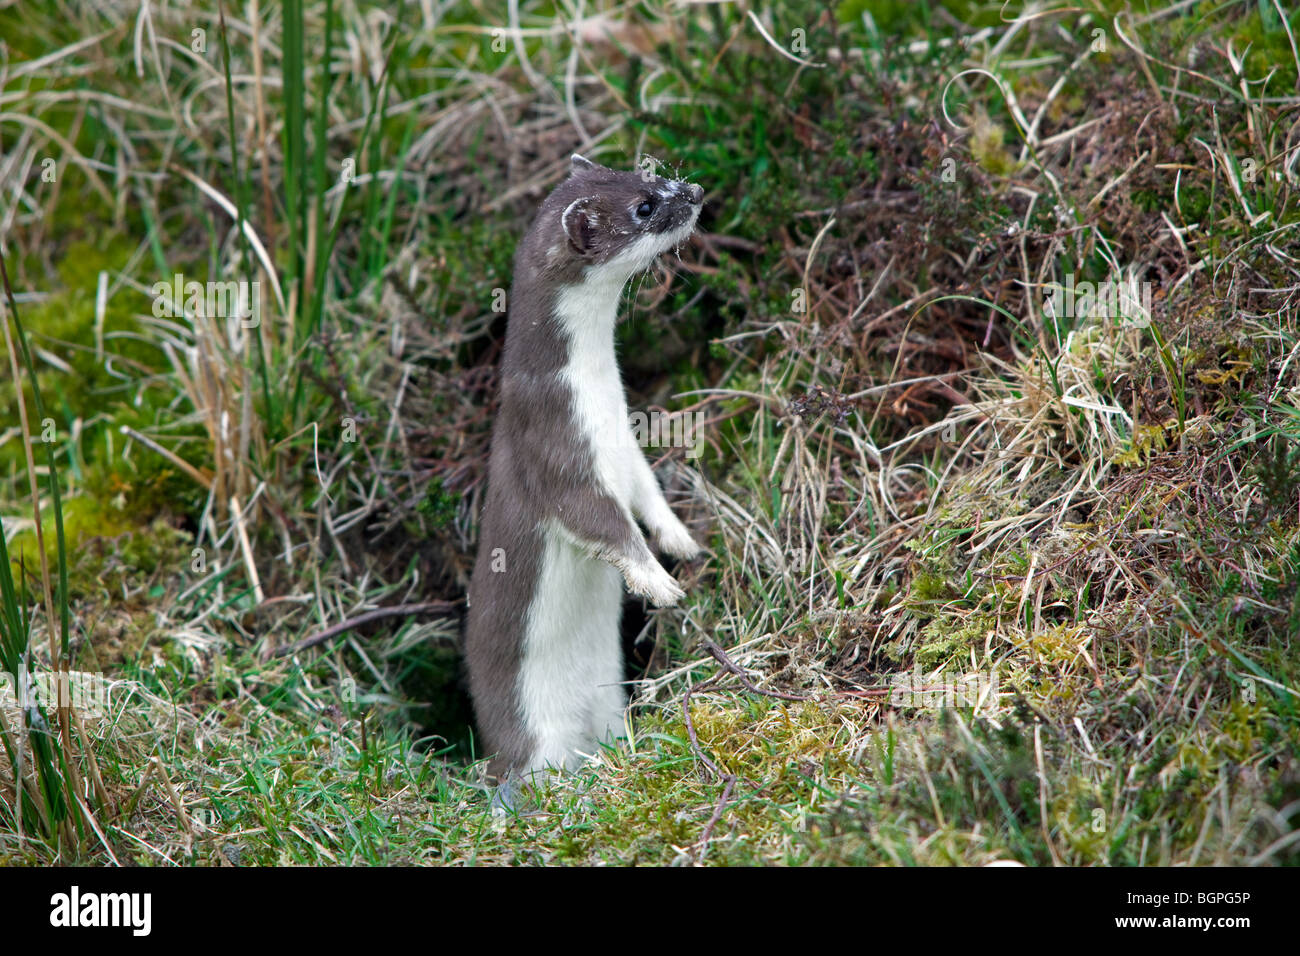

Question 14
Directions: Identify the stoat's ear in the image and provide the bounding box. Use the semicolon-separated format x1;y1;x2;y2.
570;153;599;174
562;197;599;255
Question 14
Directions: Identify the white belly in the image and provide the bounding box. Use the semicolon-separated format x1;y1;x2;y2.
516;524;627;771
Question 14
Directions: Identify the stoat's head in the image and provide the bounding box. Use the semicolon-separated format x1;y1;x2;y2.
524;154;704;284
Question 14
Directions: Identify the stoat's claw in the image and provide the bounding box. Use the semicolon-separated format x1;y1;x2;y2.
623;560;685;607
656;520;702;560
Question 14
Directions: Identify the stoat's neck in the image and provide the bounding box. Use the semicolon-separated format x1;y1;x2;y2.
553;270;629;361
553;272;633;458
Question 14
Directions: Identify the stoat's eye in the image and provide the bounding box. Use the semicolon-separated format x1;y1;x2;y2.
635;199;655;220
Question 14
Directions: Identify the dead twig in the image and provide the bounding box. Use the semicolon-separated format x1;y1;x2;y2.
274;601;460;657
680;670;740;865
702;639;811;702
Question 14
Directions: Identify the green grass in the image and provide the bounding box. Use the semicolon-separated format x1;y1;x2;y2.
0;256;101;849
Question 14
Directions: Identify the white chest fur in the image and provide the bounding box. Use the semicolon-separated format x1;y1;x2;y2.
555;276;642;506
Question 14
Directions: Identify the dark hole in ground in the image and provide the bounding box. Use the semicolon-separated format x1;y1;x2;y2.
401;592;662;765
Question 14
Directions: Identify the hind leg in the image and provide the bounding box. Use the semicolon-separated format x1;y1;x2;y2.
524;710;592;774
587;604;629;752
589;679;628;751
526;655;625;772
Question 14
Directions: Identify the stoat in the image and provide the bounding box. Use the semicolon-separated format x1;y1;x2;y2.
465;154;704;781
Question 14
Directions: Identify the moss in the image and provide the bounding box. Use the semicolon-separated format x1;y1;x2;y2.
915;615;988;669
837;0;1005;30
1;225;201;542
8;502;193;623
1231;3;1300;91
1177;186;1212;223
415;476;459;531
969;110;1018;178
1111;422;1169;468
7;495;136;584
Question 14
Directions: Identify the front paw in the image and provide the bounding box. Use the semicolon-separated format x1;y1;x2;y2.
654;519;702;560
622;559;686;607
